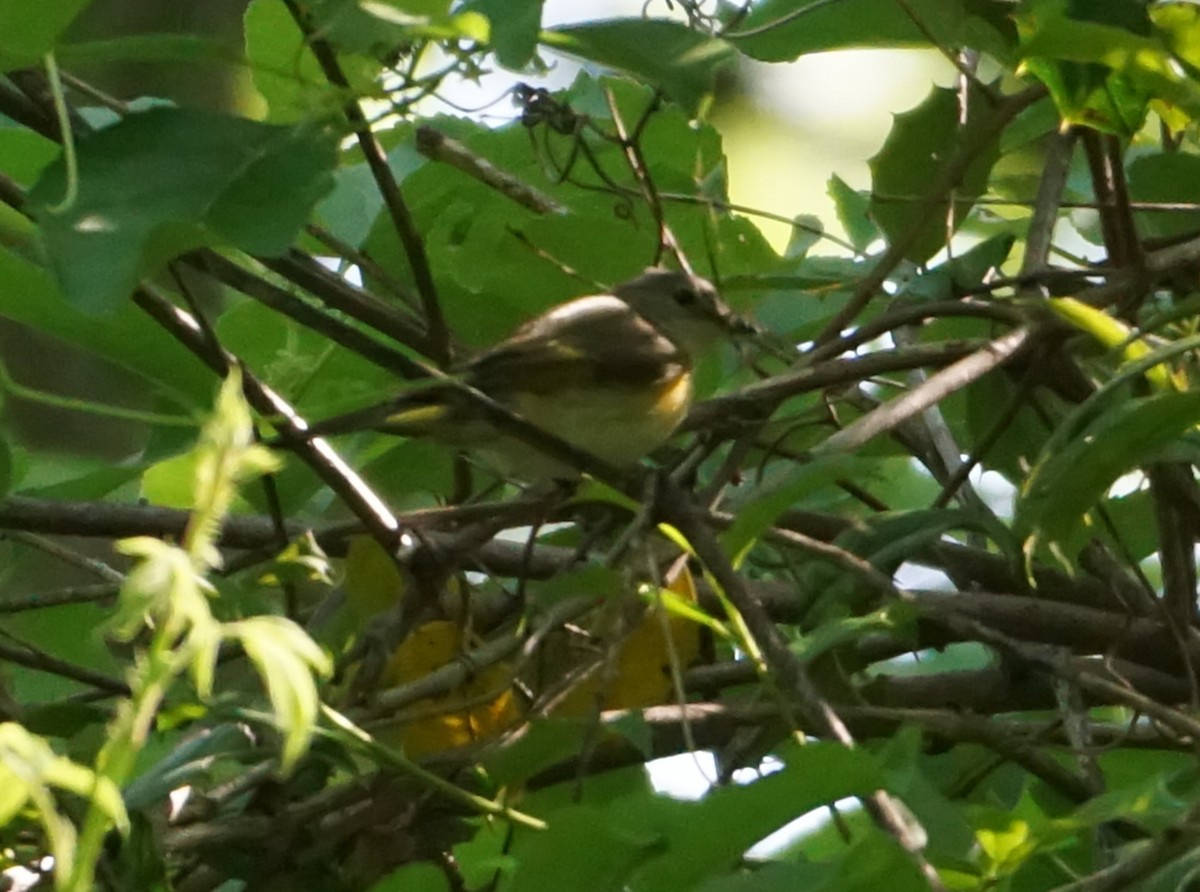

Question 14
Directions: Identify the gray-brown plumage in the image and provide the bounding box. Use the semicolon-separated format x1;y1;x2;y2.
303;269;751;475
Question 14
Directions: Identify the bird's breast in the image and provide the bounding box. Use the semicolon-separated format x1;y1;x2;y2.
503;367;694;468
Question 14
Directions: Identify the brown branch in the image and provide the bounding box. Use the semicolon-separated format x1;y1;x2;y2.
0;495;575;580
931;608;1200;742
0;634;128;696
1148;464;1200;629
812;84;1047;345
0;583;119;614
262;251;438;358
813;326;1031;456
1048;803;1200;892
129;283;406;552
303;224;423;316
0;76;56;138
1024;130;1076;274
283;0;450;367
685;340;980;432
906;591;1200;676
806;299;1020;365
183;251;433;382
1081;130;1143;275
659;484;945;889
604;87;688;269
2;530;123;583
416;126;567;216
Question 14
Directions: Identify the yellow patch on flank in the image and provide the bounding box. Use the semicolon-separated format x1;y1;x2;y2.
385;403;451;429
653;371;693;425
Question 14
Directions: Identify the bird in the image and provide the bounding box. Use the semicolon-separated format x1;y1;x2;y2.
299;268;754;478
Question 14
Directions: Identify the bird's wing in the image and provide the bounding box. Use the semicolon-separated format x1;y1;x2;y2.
465;295;687;396
302;296;687;444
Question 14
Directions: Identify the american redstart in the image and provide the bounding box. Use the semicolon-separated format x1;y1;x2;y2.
301;268;755;477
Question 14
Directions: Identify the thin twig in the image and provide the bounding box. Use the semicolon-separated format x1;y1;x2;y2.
0;632;128;695
130;283;406;553
184;251;433;382
813;326;1031;456
2;530;124;583
1047;803;1200;892
812;84;1047;346
685;340;981;432
604;87;684;269
283;0;450;366
660;485;945;889
0;583;119;614
416;126;568;215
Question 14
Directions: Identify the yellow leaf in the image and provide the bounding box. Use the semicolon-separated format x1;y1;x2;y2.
378;620;521;757
382;620;461;683
551;562;704;716
1049;297;1185;392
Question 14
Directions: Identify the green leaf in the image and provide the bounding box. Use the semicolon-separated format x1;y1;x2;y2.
0;0;91;71
1104;489;1158;563
304;0;480;54
797;604;916;663
56;33;246;67
1128;152;1200;241
140;450;202;510
695;843;929;892
469;0;543;68
1018;59;1147;138
809;509;1006;620
317;153;411;247
964;371;1051;484
502;743;887;891
783;214;822;259
694;861;828;892
20;702;108;739
650;585;730;639
305;0;420;52
869;82;1001;264
454;822;518;889
1068;770;1190;835
1155;3;1200;115
827;174;878;253
721;456;859;568
898;233;1016;301
483;718;593;787
632;743;886;891
543;20;734;114
29;108;338;314
0;247;212;416
1017;390;1200;549
507;802;662;892
244;0;330;123
0;721;129;879
229;615;332;772
123;723;255;810
242;1;389;123
1048;297;1182;392
1016;0;1200;134
530;564;624;609
0;126;61;188
729;0;969;62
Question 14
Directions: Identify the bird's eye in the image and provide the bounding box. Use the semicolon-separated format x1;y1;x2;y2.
673;287;697;306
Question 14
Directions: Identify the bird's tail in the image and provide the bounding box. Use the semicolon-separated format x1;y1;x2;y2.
303;389;461;440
